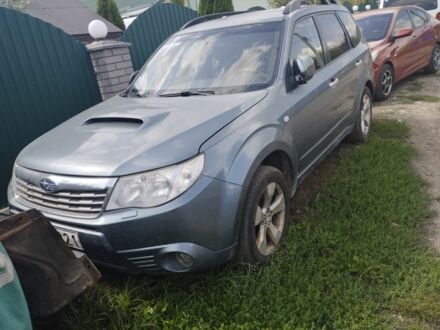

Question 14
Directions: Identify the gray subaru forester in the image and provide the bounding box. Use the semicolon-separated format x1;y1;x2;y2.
8;1;374;273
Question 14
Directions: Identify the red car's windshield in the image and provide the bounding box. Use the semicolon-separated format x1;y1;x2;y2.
356;14;393;42
383;0;437;10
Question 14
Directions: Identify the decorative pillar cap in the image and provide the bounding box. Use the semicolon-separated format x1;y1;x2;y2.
86;40;132;52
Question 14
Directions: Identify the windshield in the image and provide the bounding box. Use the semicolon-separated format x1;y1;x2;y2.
356;14;393;42
130;22;283;97
383;0;437;10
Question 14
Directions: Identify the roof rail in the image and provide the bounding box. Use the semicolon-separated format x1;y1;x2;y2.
282;0;340;15
181;11;247;30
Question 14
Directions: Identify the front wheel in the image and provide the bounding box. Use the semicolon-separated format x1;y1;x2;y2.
235;166;290;264
425;44;440;74
375;64;393;101
347;86;373;143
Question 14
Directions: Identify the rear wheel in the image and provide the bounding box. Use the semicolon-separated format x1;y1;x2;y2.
425;44;440;74
236;166;290;264
375;64;393;101
347;86;372;143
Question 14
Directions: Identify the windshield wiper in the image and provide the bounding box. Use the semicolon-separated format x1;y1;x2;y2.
159;90;215;97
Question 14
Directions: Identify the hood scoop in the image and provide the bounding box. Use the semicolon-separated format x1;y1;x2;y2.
81;117;143;132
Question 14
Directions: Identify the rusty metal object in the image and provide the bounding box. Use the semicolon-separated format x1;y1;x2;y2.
0;209;100;317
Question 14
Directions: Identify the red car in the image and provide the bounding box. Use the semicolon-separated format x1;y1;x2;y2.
355;6;440;100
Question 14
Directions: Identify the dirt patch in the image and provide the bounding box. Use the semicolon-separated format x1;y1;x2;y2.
290;145;348;221
375;72;440;252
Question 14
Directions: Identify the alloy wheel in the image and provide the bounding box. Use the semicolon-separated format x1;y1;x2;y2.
433;47;440;72
381;69;393;96
254;182;286;256
360;92;372;135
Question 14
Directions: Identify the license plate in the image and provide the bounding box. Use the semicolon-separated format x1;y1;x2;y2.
55;228;83;251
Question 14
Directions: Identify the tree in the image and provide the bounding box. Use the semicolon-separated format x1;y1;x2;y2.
97;0;125;30
212;0;233;13
269;0;321;8
171;0;185;5
269;0;289;7
199;0;233;15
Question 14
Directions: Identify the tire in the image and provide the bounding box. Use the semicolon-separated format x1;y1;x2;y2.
347;86;373;143
235;166;290;264
424;44;440;74
375;64;394;101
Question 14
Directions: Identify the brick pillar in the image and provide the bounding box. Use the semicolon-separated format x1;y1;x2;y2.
86;40;134;100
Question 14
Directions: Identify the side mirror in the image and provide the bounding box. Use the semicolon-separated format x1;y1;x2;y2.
286;56;315;92
436;12;440;21
294;56;315;83
393;27;412;40
129;70;139;84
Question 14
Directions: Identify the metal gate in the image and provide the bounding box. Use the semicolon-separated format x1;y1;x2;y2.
121;3;198;70
0;7;101;203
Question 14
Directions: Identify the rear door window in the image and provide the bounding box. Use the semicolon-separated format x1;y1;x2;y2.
338;11;362;47
290;17;325;70
393;10;413;34
315;13;349;61
410;8;428;28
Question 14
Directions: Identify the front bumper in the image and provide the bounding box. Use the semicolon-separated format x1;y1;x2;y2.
8;175;243;274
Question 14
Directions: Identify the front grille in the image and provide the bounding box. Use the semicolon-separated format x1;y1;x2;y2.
15;177;108;219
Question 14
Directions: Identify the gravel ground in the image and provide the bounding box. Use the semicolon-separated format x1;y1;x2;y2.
374;72;440;251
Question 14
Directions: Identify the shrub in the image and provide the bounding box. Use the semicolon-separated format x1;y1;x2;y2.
97;0;125;30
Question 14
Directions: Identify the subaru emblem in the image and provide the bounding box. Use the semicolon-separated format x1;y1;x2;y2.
39;178;57;193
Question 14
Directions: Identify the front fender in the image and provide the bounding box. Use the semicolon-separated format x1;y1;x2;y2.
226;125;297;188
201;124;298;245
202;123;298;188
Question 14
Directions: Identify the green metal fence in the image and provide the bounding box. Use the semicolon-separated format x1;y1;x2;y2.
0;7;102;204
121;3;199;70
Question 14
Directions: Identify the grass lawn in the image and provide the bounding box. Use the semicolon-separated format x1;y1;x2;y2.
59;120;440;329
398;95;440;104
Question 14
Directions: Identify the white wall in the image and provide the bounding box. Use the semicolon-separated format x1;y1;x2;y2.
233;0;270;10
187;0;270;11
123;0;272;27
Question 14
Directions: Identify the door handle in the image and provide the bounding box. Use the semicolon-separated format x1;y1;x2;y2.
355;59;362;66
329;78;339;88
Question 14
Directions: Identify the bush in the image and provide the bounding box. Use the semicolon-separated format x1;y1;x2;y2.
199;0;234;15
171;0;185;5
269;0;289;7
97;0;125;30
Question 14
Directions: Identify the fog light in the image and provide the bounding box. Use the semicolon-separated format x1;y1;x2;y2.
175;252;193;268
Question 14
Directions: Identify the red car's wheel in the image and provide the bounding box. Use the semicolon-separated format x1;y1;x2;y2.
425;44;440;74
375;64;393;101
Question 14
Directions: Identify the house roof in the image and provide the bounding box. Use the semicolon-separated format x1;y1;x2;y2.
25;0;122;40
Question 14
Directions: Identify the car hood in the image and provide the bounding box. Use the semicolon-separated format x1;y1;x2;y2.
17;91;267;177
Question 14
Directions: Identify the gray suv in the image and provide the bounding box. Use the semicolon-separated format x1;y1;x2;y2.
8;1;374;273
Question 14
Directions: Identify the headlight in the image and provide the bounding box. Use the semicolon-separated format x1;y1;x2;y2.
371;50;378;62
106;154;204;209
